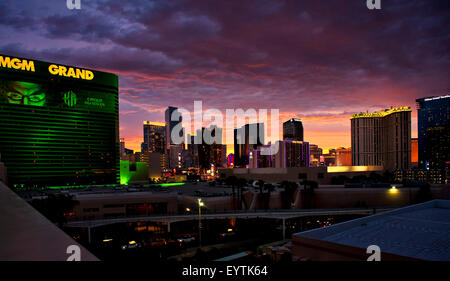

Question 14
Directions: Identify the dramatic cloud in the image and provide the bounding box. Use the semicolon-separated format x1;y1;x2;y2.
1;0;449;152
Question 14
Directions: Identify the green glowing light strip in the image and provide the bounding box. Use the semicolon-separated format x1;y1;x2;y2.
155;183;185;187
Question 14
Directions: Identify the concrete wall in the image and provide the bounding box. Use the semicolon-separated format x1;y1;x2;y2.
67;185;448;220
0;162;6;184
177;186;446;212
220;167;327;183
219;167;385;185
309;187;442;209
291;236;419;261
69;192;178;220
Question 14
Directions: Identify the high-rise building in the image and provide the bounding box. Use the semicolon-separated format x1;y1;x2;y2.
351;107;411;170
141;121;165;153
160;152;169;171
187;126;226;171
321;149;336;166
227;153;234;167
165;106;184;169
204;125;226;169
283;118;304;141
197;127;213;171
148;152;167;180
123;148;134;161
249;140;310;169
416;95;450;169
411;138;418;168
120;138;125;158
119;138;134;162
249;145;272;168
165;106;183;150
234;123;264;167
186;134;200;169
216;143;228;168
169;145;183;170
209;143;227;169
0;54;119;189
277;140;309;168
336;147;352;166
134;151;148;163
309;144;322;167
394;169;447;184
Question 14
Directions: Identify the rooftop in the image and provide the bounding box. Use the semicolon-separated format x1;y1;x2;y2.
351;106;411;119
0;181;98;261
143;121;165;126
294;200;450;261
16;182;236;199
417;94;450;102
285;118;302;122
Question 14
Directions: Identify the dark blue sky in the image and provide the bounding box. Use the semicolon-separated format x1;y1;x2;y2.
0;0;449;150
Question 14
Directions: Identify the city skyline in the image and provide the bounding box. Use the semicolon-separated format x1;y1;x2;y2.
0;0;448;152
126;105;416;155
1;0;450;267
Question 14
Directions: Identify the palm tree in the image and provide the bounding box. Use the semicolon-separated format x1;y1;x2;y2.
280;181;297;209
225;176;238;210
255;180;265;210
236;178;247;210
257;179;264;194
263;183;275;210
301;180;317;209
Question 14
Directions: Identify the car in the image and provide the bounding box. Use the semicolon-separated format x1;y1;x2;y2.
219;232;236;238
176;236;196;243
121;240;141;250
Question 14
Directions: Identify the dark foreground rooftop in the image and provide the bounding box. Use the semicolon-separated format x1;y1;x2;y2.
293;200;450;261
0;181;98;261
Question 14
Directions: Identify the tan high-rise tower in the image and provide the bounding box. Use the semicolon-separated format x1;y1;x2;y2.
351;107;411;170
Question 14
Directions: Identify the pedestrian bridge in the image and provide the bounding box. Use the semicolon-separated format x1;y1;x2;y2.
65;207;392;228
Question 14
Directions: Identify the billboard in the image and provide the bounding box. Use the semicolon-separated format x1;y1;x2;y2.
0;55;117;86
0;79;116;113
0;54;118;111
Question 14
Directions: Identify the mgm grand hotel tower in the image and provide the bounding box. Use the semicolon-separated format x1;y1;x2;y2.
0;54;119;189
351;107;411;171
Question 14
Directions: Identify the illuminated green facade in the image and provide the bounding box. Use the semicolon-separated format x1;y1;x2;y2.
120;161;149;185
0;54;119;189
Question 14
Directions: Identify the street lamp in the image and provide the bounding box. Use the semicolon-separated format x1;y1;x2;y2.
389;185;399;194
198;198;205;247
